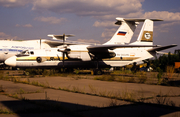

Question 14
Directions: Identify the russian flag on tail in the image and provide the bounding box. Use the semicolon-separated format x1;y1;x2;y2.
117;31;127;36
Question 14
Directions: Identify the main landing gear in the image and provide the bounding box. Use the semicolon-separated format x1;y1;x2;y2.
91;59;103;75
131;62;138;73
92;68;102;75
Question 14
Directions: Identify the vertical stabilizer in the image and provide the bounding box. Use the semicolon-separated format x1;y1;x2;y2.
135;19;154;45
104;18;138;45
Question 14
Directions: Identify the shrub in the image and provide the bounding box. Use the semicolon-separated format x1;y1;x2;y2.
128;77;135;83
156;67;163;84
137;72;147;83
94;75;115;81
165;66;175;79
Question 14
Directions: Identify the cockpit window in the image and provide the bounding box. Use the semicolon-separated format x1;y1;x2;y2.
20;50;29;55
16;50;30;57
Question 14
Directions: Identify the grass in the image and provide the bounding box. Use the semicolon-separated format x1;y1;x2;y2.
0;70;180;111
4;70;180;115
0;109;13;114
0;71;179;102
128;77;135;83
117;76;128;82
137;72;147;83
108;99;119;107
1;69;179;86
0;80;178;117
16;77;139;102
47;83;180;107
89;84;98;94
112;69;133;75
18;88;25;94
165;66;175;79
94;75;115;81
153;91;176;107
72;86;85;93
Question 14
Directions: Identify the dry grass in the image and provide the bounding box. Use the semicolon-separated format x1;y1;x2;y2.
166;66;175;79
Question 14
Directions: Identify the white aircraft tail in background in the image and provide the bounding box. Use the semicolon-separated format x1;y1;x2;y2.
104;18;139;45
104;18;162;45
130;19;160;45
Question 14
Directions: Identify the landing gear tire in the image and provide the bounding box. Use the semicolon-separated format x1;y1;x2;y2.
92;69;102;75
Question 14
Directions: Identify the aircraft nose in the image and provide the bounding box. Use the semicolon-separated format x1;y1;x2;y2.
5;56;17;67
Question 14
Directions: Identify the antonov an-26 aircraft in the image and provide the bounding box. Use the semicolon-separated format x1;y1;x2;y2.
0;17;138;67
5;18;177;74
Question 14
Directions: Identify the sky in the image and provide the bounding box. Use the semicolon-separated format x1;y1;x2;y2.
0;0;180;52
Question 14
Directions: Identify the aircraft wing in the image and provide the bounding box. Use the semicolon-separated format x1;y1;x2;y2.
87;44;158;50
43;40;76;47
43;40;96;47
147;44;177;52
44;34;96;47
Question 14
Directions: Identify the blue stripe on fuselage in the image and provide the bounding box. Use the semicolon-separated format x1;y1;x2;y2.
0;49;23;52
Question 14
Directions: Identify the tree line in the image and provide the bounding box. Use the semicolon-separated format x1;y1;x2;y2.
151;51;180;72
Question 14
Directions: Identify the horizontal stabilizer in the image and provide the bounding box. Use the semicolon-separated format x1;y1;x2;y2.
148;44;177;52
123;18;163;22
48;34;75;40
115;18;163;25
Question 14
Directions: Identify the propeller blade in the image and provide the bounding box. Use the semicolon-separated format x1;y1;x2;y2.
57;54;61;61
63;33;65;44
40;38;41;49
62;52;65;69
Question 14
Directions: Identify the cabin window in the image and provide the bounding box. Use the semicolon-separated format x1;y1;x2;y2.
30;51;34;55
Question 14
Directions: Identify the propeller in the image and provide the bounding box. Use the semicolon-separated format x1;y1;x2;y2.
50;33;74;72
62;34;65;69
57;34;71;71
62;33;65;43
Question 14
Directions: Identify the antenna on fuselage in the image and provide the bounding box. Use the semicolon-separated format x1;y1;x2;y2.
40;38;41;49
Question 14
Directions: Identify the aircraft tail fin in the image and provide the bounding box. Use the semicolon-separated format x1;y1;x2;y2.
137;19;153;45
131;19;162;45
104;18;162;45
104;18;139;45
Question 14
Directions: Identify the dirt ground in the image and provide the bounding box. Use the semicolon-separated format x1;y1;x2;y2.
0;70;180;117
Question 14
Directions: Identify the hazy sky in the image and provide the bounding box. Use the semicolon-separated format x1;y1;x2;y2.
0;0;180;52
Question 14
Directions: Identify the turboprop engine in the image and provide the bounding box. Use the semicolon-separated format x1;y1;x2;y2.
58;45;92;61
67;51;91;61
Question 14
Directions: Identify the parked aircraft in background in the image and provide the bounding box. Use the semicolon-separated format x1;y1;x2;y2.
5;18;177;74
0;17;140;68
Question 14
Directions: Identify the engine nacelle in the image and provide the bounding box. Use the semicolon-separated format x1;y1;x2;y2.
36;57;47;63
67;51;91;61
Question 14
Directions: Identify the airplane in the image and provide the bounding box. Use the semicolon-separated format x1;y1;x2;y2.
0;17;139;68
5;18;177;74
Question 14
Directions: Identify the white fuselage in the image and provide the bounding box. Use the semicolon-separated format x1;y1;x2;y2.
0;40;51;63
5;45;155;68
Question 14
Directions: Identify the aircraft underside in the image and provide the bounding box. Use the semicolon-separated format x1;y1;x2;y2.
14;60;131;69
